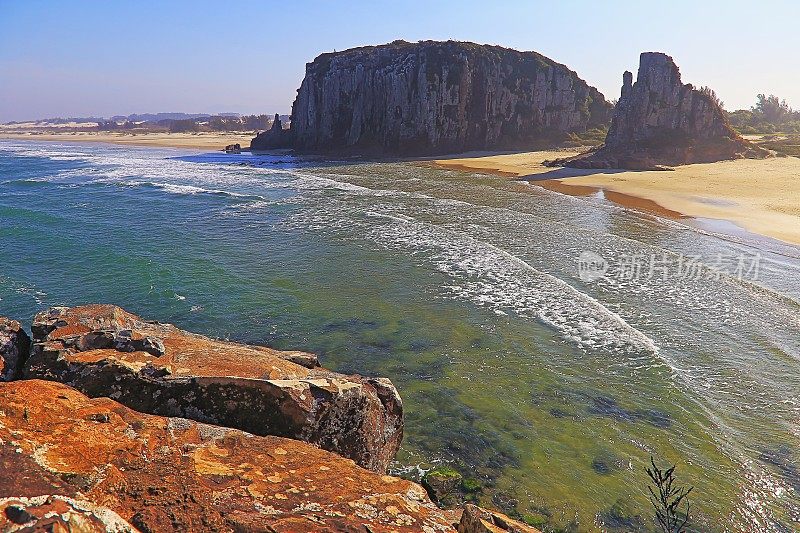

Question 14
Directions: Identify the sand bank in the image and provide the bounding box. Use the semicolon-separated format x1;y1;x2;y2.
0;131;254;150
432;151;800;246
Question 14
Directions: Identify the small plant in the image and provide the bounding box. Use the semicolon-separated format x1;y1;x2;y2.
646;456;693;533
461;477;481;493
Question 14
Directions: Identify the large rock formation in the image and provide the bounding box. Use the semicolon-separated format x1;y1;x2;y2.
23;304;402;472
551;52;768;169
0;379;455;532
0;317;30;381
265;40;611;155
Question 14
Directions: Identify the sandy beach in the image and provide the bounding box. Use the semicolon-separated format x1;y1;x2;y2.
0;131;254;150
433;151;800;246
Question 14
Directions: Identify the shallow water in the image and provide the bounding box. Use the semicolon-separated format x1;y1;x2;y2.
0;140;798;531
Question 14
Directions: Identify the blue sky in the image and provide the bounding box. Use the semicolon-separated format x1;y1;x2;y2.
1;0;798;121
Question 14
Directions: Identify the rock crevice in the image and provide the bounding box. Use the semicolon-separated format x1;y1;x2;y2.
0;317;30;381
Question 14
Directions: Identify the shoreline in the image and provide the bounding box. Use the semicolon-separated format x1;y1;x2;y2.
431;151;800;247
0;131;254;150
5;136;798;247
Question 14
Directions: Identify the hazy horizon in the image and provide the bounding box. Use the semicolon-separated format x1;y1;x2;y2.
2;0;799;122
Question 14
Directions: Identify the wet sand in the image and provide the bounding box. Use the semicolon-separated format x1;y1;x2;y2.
537;180;688;220
0;131;254;150
432;151;800;246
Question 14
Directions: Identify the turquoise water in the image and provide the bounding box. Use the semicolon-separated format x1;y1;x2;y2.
1;140;798;531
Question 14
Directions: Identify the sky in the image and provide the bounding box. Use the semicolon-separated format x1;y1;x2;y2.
1;0;799;122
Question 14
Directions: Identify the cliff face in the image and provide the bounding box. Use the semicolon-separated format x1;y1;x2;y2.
553;52;768;169
283;40;611;155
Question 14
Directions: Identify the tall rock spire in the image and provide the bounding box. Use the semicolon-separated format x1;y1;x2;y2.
552;52;768;169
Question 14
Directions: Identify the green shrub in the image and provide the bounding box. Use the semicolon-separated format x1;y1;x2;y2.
461;477;481;492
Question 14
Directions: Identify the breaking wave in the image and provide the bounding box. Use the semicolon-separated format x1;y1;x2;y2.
364;210;659;354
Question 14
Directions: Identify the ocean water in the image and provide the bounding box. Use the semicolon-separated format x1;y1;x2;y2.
0;140;798;531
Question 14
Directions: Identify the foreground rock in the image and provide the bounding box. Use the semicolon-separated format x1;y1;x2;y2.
24;304;402;472
0;495;134;532
0;379;457;532
550;52;769;169
264;40;611;155
0;317;30;381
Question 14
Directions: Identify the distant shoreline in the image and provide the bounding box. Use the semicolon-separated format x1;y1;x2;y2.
431;151;800;247
0;131;253;150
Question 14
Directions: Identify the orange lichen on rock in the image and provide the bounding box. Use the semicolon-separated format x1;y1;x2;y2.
0;380;454;532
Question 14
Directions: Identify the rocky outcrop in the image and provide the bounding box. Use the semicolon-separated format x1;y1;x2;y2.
273;40;611;155
3;313;541;532
550;52;768;169
0;379;458;532
24;304;402;472
251;113;293;150
0;317;30;381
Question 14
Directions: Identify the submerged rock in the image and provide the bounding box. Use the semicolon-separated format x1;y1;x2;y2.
268;40;611;155
550;52;769;169
0;317;30;381
423;466;466;507
24;304;402;472
0;379;456;532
